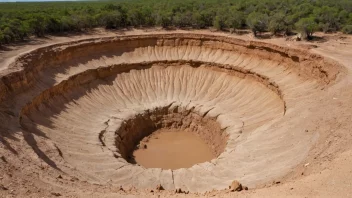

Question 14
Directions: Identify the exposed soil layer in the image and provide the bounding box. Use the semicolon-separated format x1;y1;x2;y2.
0;32;348;197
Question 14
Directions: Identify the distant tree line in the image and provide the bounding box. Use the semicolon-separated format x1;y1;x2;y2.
0;0;352;45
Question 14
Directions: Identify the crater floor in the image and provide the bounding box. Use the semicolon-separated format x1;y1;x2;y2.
133;129;216;170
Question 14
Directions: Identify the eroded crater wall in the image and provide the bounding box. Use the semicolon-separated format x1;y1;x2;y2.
0;34;342;103
0;33;345;193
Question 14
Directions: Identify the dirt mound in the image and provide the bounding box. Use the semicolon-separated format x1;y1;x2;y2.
0;33;346;197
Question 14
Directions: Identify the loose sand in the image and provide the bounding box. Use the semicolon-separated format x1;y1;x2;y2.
0;29;352;197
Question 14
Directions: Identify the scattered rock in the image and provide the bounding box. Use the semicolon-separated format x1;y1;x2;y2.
0;184;8;190
296;33;302;41
305;129;309;132
175;188;183;193
229;180;243;192
243;186;249;190
0;156;7;163
57;175;63;179
118;186;125;192
70;177;78;182
137;143;147;149
156;184;164;191
51;192;61;196
289;35;302;41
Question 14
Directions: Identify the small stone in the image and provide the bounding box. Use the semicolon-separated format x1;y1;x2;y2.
156;184;164;191
230;180;243;192
0;184;8;190
70;177;78;182
305;129;309;132
138;143;147;149
0;156;7;163
275;181;281;184
175;188;182;193
57;175;63;179
243;186;249;190
51;192;61;196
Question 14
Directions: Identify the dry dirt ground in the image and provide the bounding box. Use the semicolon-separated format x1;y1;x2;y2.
0;28;352;198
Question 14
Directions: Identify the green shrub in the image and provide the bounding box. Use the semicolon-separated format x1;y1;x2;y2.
342;25;352;34
295;17;318;40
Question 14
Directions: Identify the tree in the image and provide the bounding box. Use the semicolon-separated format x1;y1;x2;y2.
268;12;292;36
46;16;62;33
2;27;14;43
246;12;269;37
0;30;5;45
338;10;349;24
224;10;244;30
17;21;31;40
172;11;194;28
347;13;352;25
313;6;339;32
97;11;123;29
295;17;318;40
342;25;352;34
5;19;31;41
192;12;206;29
28;15;48;37
59;16;75;32
128;8;155;27
213;16;223;30
155;12;172;28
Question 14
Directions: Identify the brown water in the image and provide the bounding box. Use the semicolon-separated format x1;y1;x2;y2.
133;129;215;170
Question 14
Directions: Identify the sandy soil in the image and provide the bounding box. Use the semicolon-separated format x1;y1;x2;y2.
0;28;352;197
133;129;215;169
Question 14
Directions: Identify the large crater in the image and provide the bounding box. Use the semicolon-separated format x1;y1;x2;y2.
0;34;342;193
